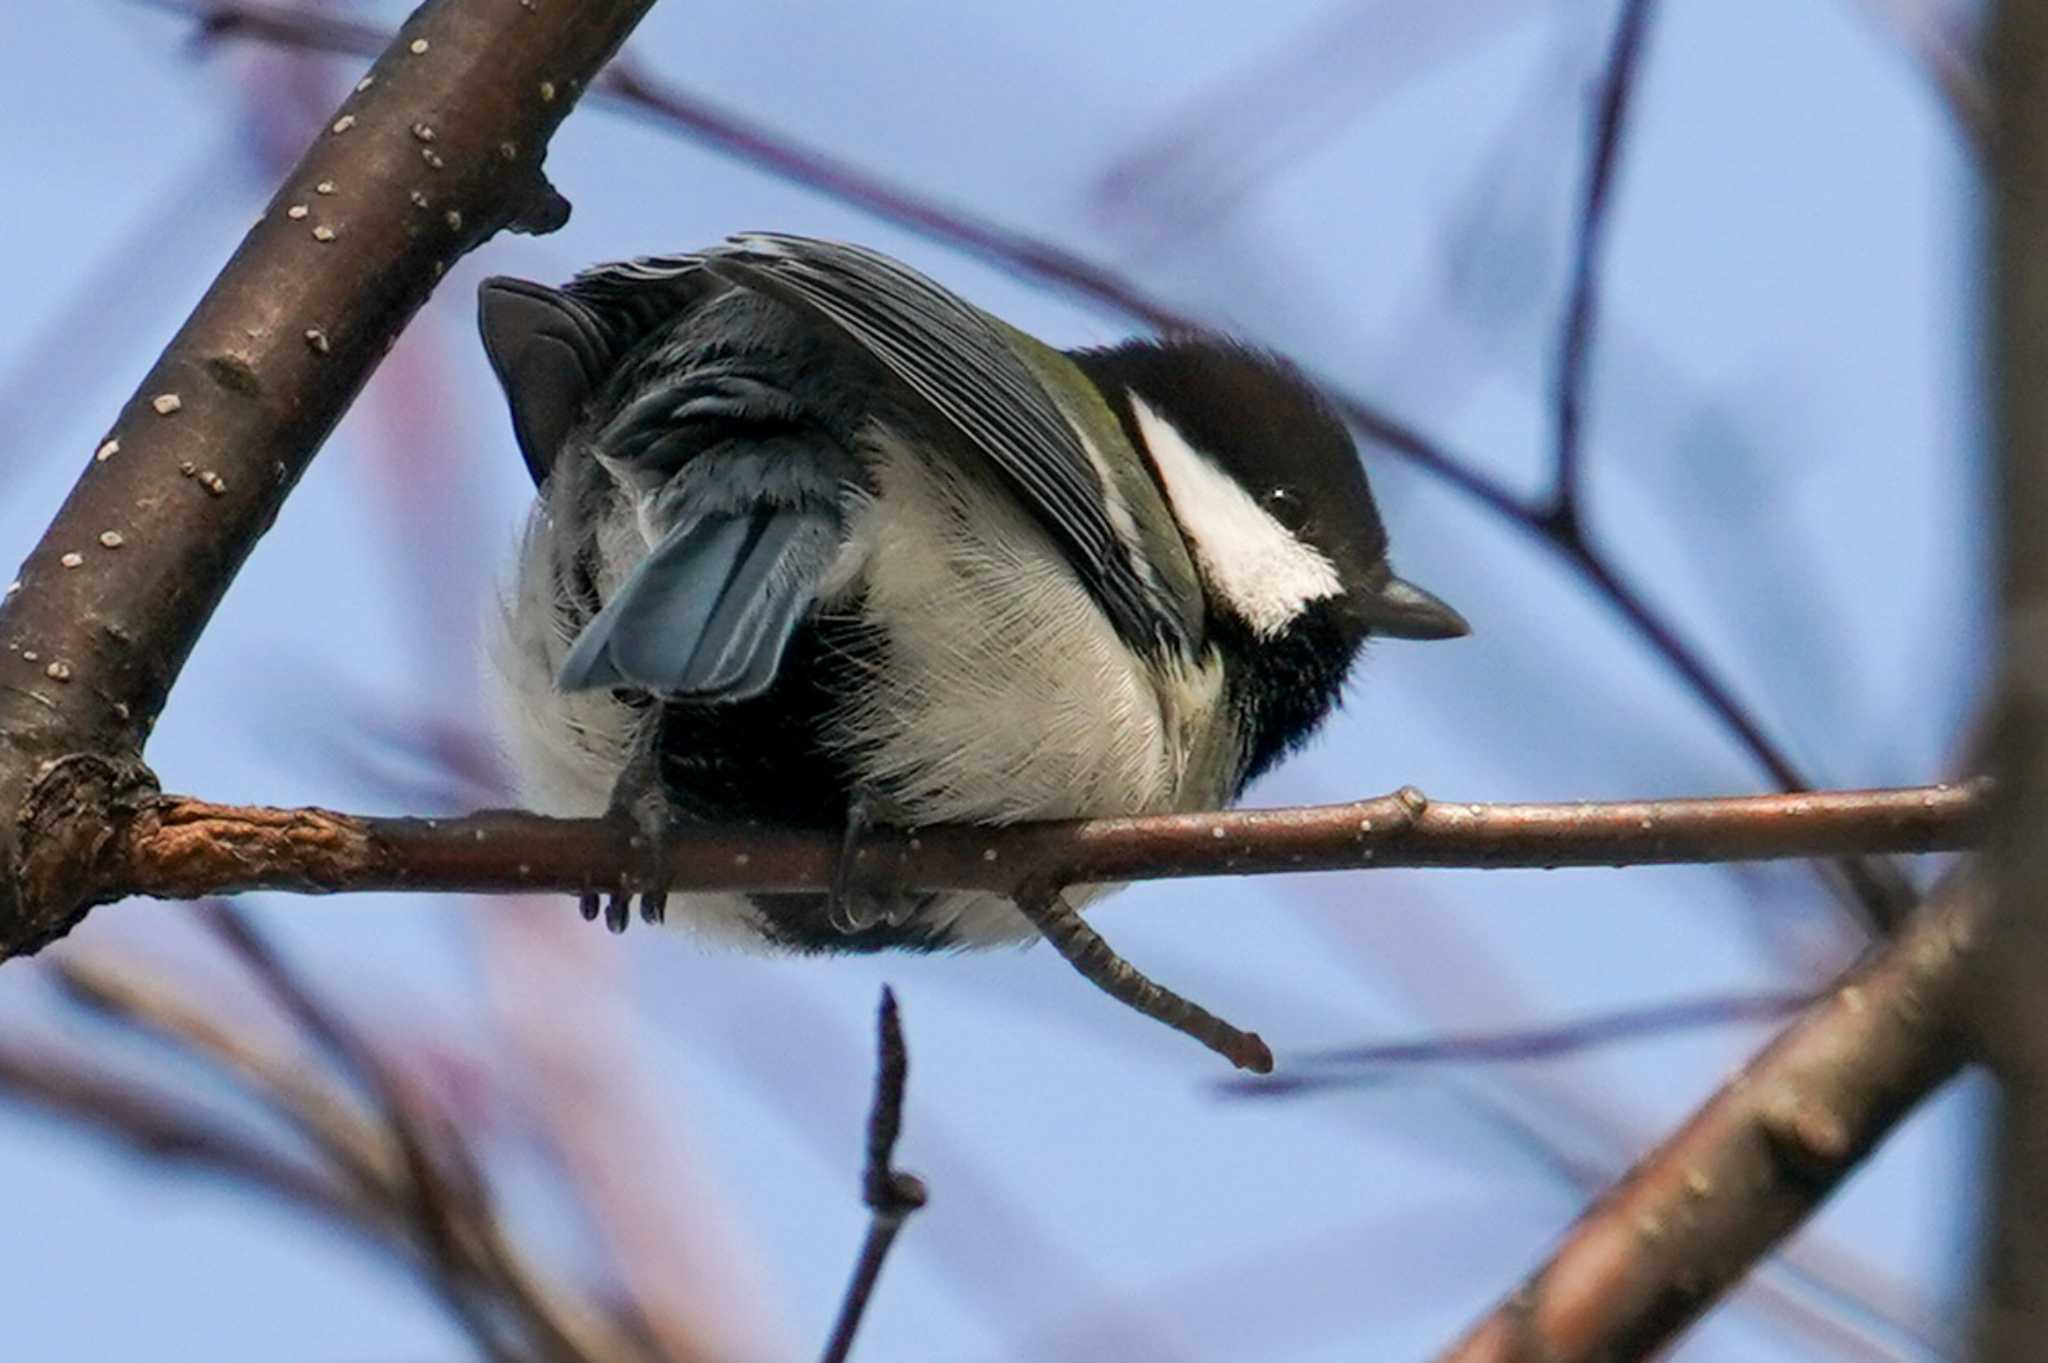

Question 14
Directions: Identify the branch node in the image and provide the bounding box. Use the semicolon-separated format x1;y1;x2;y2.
507;172;571;236
7;751;157;958
1757;1093;1855;1184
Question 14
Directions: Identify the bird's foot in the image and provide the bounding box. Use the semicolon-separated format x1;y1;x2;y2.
589;745;674;933
822;798;923;935
826;796;876;935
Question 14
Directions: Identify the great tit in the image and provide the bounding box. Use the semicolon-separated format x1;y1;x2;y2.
480;233;1466;953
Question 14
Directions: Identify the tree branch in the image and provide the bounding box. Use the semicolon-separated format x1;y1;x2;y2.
0;0;661;959
818;988;926;1363
1965;2;2048;1356
71;782;1987;907
33;939;675;1363
1550;0;1655;519
1436;873;1977;1362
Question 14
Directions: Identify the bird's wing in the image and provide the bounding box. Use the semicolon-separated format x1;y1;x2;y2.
627;234;1199;658
479;258;727;485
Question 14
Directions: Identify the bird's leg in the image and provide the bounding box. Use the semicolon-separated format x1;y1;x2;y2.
826;794;875;935
1013;882;1274;1073
596;733;674;933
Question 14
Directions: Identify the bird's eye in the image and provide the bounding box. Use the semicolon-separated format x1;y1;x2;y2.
1264;486;1304;525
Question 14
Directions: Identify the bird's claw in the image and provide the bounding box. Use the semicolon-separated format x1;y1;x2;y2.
583;745;675;932
828;798;875;934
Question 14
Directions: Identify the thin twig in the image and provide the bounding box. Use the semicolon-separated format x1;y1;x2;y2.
193;903;658;1363
1551;0;1655;519
0;1032;373;1229
1308;989;1813;1066
1014;882;1273;1073
49;950;402;1192
1537;0;1919;933
1436;874;1977;1361
819;988;928;1363
45;947;532;1362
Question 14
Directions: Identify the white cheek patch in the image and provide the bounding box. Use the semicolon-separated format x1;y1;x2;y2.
1129;395;1342;637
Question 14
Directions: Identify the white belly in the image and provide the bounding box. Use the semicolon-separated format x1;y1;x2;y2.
485;429;1234;949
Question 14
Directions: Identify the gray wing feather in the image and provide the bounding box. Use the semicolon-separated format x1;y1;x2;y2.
583;235;1184;656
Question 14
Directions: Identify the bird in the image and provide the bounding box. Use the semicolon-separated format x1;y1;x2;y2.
479;232;1467;955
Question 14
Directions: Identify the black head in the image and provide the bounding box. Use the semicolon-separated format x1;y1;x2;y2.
1069;337;1467;788
1068;337;1465;647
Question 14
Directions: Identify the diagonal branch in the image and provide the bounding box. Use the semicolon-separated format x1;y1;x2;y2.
1436;873;1977;1361
0;0;662;959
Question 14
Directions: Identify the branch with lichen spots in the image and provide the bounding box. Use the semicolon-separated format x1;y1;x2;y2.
0;0;661;959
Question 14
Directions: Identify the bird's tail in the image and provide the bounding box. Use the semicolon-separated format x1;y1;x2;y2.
556;506;837;700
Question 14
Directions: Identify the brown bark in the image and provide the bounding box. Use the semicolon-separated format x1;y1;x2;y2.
1439;876;1978;1362
1969;3;2048;1357
0;0;659;958
70;783;1987;908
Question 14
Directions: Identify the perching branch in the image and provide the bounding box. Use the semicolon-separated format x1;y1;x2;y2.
818;988;927;1363
0;0;661;960
1437;874;1977;1362
26;781;1970;1069
82;782;1984;905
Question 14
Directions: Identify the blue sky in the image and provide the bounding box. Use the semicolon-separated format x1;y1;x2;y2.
0;2;1986;1360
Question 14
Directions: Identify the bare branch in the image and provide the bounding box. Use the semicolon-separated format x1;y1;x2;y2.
49;950;402;1194
1014;881;1272;1073
1436;875;1977;1361
31;936;674;1363
0;0;661;959
1551;0;1656;519
1231;990;1814;1086
0;1031;373;1230
81;783;1984;909
194;903;668;1363
819;988;928;1363
1965;3;2048;1355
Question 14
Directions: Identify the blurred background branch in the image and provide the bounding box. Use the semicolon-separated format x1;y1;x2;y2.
1443;874;1976;1362
19;929;697;1363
